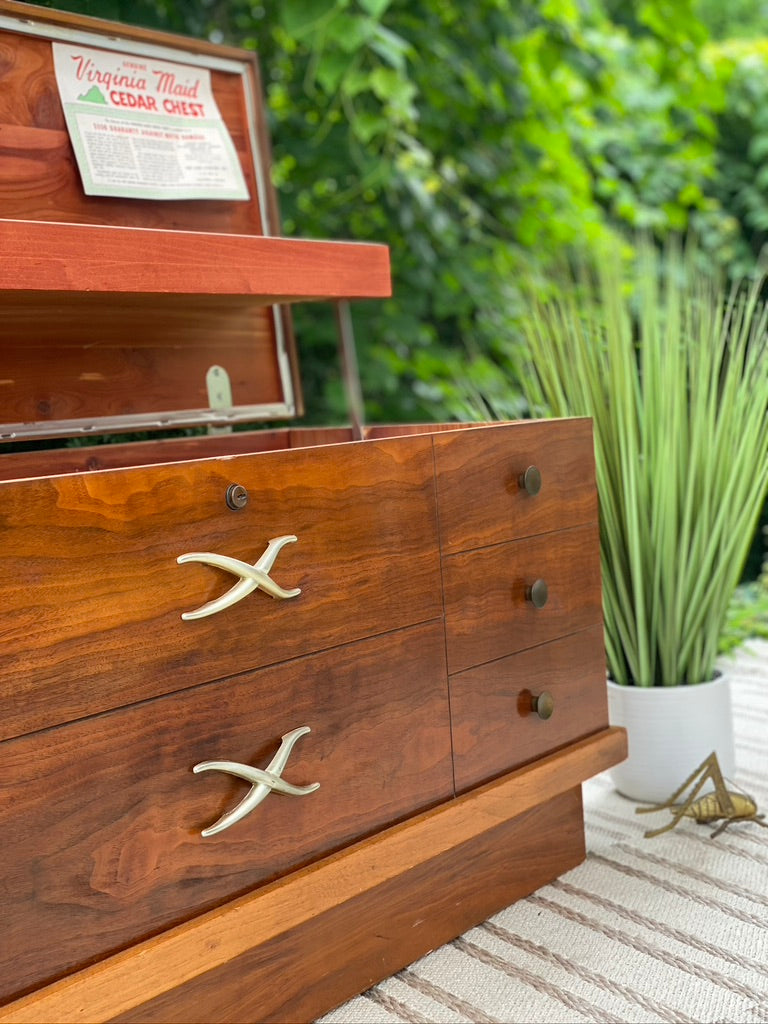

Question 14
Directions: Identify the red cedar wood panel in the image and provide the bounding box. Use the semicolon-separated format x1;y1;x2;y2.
0;292;301;430
0;8;390;293
0;4;389;424
0;219;392;297
0;728;628;1024
0;620;453;1004
0;336;284;424
0;434;442;741
0;4;269;233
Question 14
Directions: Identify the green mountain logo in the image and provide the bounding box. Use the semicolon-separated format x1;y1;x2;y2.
78;85;107;104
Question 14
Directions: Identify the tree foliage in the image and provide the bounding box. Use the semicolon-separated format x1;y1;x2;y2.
23;0;759;424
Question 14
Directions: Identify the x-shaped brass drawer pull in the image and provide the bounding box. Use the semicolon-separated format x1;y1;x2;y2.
177;534;301;620
194;726;320;838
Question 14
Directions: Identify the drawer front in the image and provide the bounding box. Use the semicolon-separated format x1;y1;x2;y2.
0;435;441;740
443;523;602;674
0;621;453;1004
433;419;598;554
450;625;608;792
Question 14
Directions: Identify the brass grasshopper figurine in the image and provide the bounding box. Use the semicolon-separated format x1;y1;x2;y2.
636;752;768;838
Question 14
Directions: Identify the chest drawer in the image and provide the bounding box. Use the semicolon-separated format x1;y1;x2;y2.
433;418;598;555
0;619;452;1004
0;435;441;741
443;523;602;674
449;625;608;793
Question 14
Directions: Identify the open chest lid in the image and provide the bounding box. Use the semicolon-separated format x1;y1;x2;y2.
0;0;390;443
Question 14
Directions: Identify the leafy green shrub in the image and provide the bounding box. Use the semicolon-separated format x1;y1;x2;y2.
720;576;768;655
705;40;768;277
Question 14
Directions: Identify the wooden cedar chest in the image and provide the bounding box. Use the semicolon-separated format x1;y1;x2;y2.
0;3;627;1021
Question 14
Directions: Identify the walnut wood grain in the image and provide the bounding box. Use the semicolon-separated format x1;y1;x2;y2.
117;790;585;1024
443;521;603;674
0;728;627;1023
0;429;362;480
0;621;453;1005
0;429;462;481
433;418;599;554
450;624;609;792
0;434;442;740
365;422;477;439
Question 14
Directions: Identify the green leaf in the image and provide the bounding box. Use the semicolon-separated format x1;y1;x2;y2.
315;51;355;92
357;0;391;16
369;24;412;70
279;0;340;38
749;134;768;163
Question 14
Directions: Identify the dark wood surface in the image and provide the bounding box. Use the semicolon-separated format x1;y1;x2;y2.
0;434;442;740
0;620;453;1004
450;624;609;792
113;788;586;1023
0;428;459;481
433;418;598;554
0;429;361;481
0;729;628;1023
443;521;603;674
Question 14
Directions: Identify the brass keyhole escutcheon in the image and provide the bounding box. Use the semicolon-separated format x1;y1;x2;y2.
531;691;555;720
226;483;249;510
526;579;548;609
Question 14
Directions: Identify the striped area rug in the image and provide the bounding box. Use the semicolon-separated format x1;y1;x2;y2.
320;640;768;1024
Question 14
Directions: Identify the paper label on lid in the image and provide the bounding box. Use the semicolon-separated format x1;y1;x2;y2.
52;41;249;201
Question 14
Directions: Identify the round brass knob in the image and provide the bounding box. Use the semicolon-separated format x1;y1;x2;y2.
531;691;555;720
526;579;548;608
519;465;542;496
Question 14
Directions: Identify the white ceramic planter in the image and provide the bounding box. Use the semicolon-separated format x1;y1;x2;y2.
606;674;735;803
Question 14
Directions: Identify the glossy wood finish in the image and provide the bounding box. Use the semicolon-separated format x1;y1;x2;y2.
0;429;361;481
0;728;627;1024
119;790;585;1024
433;418;598;554
443;521;603;674
0;435;441;740
0;621;453;1004
0;427;468;481
450;624;609;792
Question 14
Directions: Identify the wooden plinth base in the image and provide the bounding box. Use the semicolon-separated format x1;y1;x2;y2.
1;727;626;1024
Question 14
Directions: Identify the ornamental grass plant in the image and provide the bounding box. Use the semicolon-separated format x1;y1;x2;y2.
517;237;768;686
